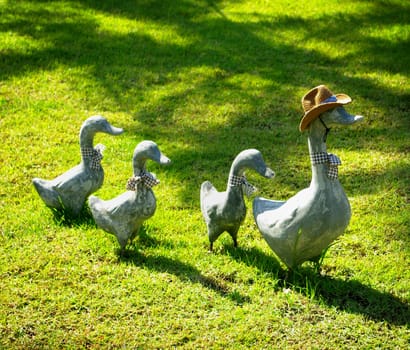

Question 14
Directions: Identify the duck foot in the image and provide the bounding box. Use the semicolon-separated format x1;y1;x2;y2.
117;246;128;259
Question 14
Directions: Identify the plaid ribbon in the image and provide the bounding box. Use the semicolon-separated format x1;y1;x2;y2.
81;144;105;170
126;171;160;191
228;174;257;197
310;152;342;180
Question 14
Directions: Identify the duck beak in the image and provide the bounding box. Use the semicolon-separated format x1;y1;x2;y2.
336;107;364;125
158;153;171;166
256;163;275;179
263;167;275;179
103;122;124;136
342;114;364;125
351;115;364;124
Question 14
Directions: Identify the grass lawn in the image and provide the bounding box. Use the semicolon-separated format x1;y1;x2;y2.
1;0;409;348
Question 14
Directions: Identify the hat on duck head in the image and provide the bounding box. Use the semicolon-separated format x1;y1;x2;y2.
299;85;352;132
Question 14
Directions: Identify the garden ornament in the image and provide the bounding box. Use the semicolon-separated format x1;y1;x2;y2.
32;115;123;216
253;85;363;269
200;149;275;251
89;140;171;254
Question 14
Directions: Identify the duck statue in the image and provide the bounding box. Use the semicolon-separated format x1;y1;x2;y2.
89;140;171;254
253;85;363;269
32;115;123;216
200;149;275;251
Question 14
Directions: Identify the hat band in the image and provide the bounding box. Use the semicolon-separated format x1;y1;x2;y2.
322;95;337;103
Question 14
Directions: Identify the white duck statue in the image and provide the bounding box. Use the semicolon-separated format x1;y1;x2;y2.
200;149;275;251
89;140;171;254
32;115;123;216
253;85;363;269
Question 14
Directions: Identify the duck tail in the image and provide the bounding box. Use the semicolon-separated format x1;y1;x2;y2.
32;178;61;208
200;181;216;197
88;195;103;213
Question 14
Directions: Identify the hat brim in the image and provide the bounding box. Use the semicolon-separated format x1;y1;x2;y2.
299;94;351;131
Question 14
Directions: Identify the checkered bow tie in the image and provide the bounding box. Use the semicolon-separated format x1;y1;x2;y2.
229;174;257;197
81;144;105;170
126;171;160;191
310;152;342;180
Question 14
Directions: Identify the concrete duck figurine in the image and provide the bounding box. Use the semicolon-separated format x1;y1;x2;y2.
89;140;171;254
253;85;363;269
200;149;275;251
32;115;123;216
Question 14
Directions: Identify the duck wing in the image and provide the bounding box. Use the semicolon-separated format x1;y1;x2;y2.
52;165;93;194
89;194;130;236
89;192;148;249
253;196;286;219
90;192;133;218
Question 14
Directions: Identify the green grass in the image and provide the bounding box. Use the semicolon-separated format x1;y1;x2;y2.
1;0;409;348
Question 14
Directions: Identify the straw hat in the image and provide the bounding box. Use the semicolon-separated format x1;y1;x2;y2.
299;85;352;131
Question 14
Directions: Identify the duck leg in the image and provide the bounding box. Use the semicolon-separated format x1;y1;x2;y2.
208;226;222;252
129;225;141;245
228;227;239;248
118;242;129;258
114;231;129;257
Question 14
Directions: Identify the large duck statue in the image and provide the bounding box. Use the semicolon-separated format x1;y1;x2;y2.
201;149;275;251
32;115;123;216
253;85;363;269
89;140;171;254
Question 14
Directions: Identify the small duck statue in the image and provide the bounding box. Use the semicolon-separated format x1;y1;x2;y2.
89;140;171;254
253;85;363;269
32;115;123;216
200;149;275;251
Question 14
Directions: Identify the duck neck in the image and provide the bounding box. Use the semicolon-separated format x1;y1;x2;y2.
307;118;330;186
133;159;147;176
226;162;245;197
79;127;96;149
79;127;101;168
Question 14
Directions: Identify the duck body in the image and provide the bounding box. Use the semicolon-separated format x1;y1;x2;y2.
254;174;351;268
253;104;363;269
32;115;123;216
201;181;246;250
89;183;157;250
89;140;171;253
201;149;275;251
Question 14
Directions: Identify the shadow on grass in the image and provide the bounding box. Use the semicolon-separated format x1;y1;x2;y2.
225;245;285;277
118;239;251;305
51;205;96;228
2;0;409;117
288;267;410;327
225;245;410;326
